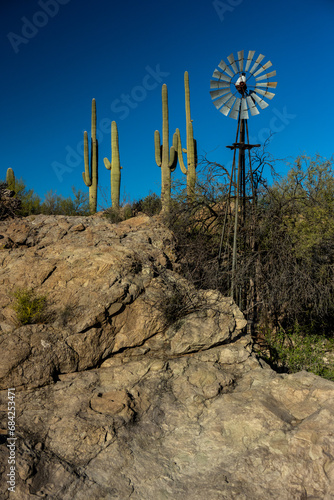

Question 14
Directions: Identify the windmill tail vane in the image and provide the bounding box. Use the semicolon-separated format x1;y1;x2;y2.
210;50;277;120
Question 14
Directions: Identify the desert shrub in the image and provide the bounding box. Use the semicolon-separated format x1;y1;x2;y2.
40;187;90;215
165;161;234;292
262;324;334;381
123;204;133;220
161;286;190;326
133;193;162;216
1;177;90;216
151;269;203;328
104;207;123;223
167;154;334;334
0;182;22;219
163;153;334;380
253;155;334;334
12;288;47;325
0;177;41;216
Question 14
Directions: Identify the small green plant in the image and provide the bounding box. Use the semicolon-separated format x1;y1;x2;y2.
104;207;123;224
133;193;162;216
123;204;133;220
262;325;334;381
159;281;200;328
12;288;47;325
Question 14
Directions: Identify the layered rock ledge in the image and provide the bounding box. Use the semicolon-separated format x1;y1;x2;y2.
0;214;333;499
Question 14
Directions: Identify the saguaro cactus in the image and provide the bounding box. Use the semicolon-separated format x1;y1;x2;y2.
82;98;98;214
154;84;178;212
104;121;121;209
6;168;15;192
175;71;197;200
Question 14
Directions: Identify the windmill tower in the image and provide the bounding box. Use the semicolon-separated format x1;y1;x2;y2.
210;50;277;311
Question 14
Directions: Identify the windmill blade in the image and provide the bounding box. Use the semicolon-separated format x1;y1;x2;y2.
210;80;230;89
245;50;256;71
253;61;273;77
240;97;249;119
256;70;276;81
210;51;276;118
254;88;275;100
213;92;234;109
212;70;232;83
246;96;260;116
250;91;269;109
220;96;237;116
255;81;277;88
227;53;238;74
210;88;231;99
237;50;244;72
218;59;234;78
229;98;241;120
249;54;265;75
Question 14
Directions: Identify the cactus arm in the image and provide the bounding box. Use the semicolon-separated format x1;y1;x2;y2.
104;158;111;170
175;129;187;175
82;131;92;186
154;130;162;167
82;99;98;213
169;131;178;172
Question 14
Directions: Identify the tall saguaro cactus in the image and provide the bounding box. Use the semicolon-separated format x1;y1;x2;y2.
154;84;178;212
104;121;121;209
82;98;98;214
175;71;197;200
6;168;15;192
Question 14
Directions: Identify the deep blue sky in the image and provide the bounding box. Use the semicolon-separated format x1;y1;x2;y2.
1;0;333;207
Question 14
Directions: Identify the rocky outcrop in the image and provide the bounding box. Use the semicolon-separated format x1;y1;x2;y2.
0;186;21;221
0;214;333;499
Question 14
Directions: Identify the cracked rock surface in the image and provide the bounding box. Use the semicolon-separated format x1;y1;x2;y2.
0;214;334;499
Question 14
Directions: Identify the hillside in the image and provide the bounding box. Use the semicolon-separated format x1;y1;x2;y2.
0;214;333;499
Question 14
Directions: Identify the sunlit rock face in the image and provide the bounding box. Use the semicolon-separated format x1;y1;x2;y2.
0;214;333;500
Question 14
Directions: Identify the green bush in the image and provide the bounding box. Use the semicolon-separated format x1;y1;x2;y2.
123;204;133;220
1;177;90;216
104;207;123;223
133;193;162;216
10;178;41;216
12;288;47;325
262;325;334;381
40;187;90;215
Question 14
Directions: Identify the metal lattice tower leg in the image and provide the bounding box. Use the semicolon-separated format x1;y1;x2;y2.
218;116;259;314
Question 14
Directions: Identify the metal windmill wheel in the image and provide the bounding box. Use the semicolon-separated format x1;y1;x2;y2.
210;50;277;319
210;50;277;119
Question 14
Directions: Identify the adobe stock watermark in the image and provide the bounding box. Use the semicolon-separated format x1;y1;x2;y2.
52;64;170;182
213;0;243;22
110;64;170;120
7;0;71;54
247;106;297;145
223;106;297;171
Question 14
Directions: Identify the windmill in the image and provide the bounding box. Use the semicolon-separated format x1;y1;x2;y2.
210;50;277;312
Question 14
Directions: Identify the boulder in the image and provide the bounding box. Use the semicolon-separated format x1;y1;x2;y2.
0;214;333;499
